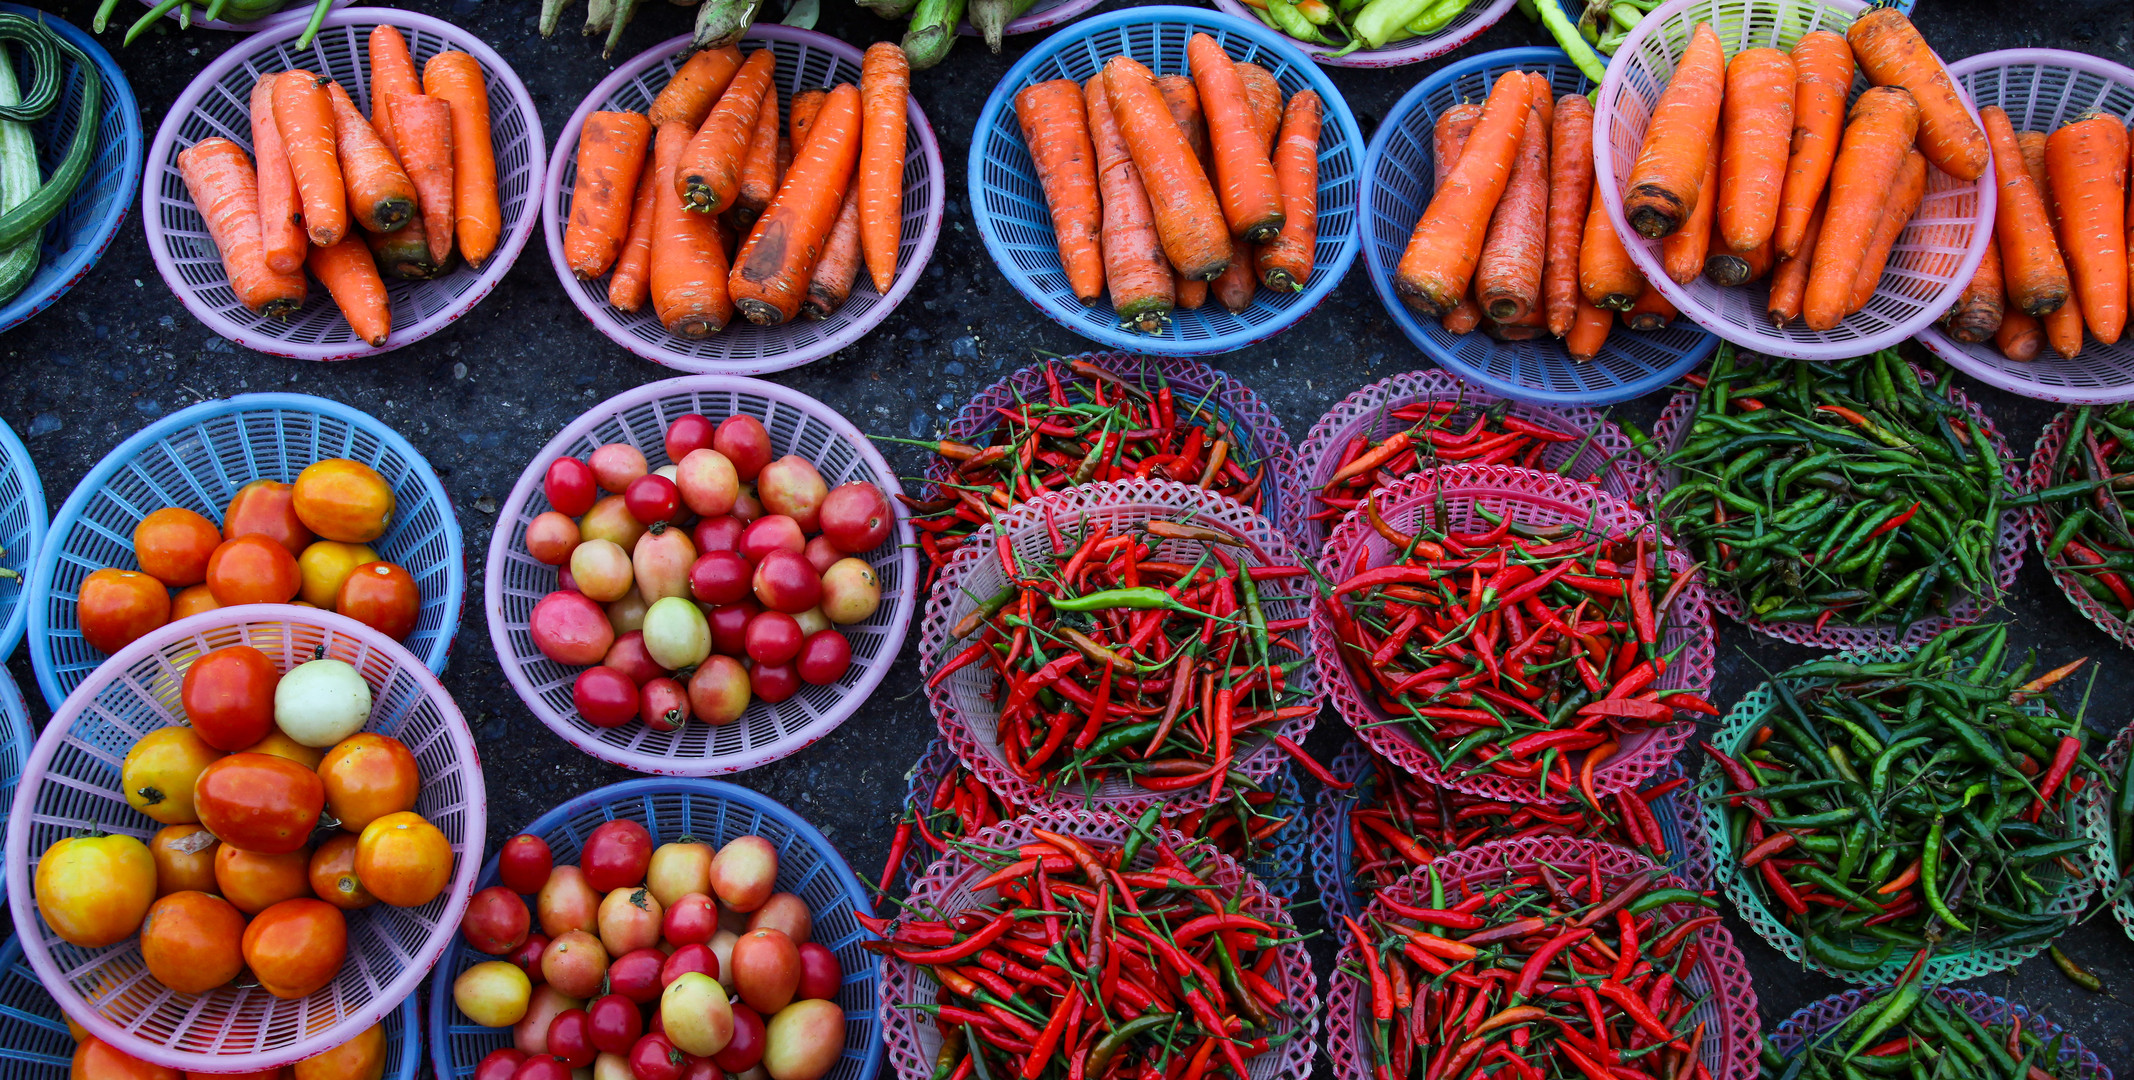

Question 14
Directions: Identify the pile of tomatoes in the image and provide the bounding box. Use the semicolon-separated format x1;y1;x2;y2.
68;1018;390;1080
524;411;894;729
452;824;845;1080
34;645;452;1003
77;459;419;655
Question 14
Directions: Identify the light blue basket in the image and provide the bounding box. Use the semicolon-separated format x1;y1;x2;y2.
1360;47;1717;406
0;672;26;913
0;416;44;663
25;393;464;709
969;5;1363;356
0;5;142;336
428;778;881;1080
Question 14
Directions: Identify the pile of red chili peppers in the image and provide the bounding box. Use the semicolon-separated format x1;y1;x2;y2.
869;825;1300;1080
1310;401;1615;531
2031;403;2134;621
1343;848;1722;1080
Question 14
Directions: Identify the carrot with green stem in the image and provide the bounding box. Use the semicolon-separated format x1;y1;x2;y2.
2019;129;2085;358
2046;113;2128;344
1015;79;1104;303
367;25;423;160
649;121;733;337
248;74;306;276
1766;195;1824;326
859;42;911;295
1474;79;1552;326
177;138;307;318
1105;56;1230;282
566;110;654;280
271;71;345;247
1396;69;1531;316
1662;149;1716;286
731;82;862;326
1188;33;1283;242
1844;148;1928;315
1803;87;1921;330
1085;74;1173;333
1717;47;1795;256
1941;240;2004;344
734;93;781;229
607;140;661;313
1981;107;2072;318
388;93;456;267
307;236;390;347
1848;7;1989;181
1543;94;1594;337
1580;181;1643;311
1774;31;1853;260
1622;20;1725;239
1258;89;1320;292
649;46;742;130
678;46;775;215
1235;61;1282;156
422;51;501;268
324;82;417;234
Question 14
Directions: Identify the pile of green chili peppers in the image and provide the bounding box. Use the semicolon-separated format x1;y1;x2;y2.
1655;347;2007;632
2029;403;2134;622
1760;987;2086;1080
1242;0;1474;55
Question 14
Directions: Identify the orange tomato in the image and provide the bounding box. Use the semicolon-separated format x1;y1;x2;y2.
214;842;312;914
192;753;324;855
306;833;375;910
238;729;325;770
170;584;220;621
334;562;419;641
240;898;347;999
78;569;170;654
149;824;220;897
355;810;453;908
205;535;302;607
292;1021;386;1080
139;891;247;994
133;508;223;589
292;460;395;544
295;541;377;609
222;480;314;557
180;645;279;751
72;1037;180;1080
318;733;419;833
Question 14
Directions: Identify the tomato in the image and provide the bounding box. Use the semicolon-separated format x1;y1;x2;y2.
546;1008;596;1068
509;934;551;982
602;631;665;685
713;417;772;482
123;726;225;825
35;833;156;948
590;444;649;495
574;667;640;729
665;414;717;462
355;810;454;907
692;515;745;554
714;1004;766;1072
318;732;419;832
475;1049;529;1080
750;551;821;614
140;890;246;994
335;561;420;641
240;728;325;770
170;583;221;621
292;459;395;544
737;516;805;562
688;550;751;606
223;480;315;556
242;898;348;999
750;661;799;705
513;1055;572;1080
625;474;684;527
580;819;654;893
659;943;718;987
818;482;893;554
464;885;533;954
215;842;312;914
546;457;600;518
150;824;220;896
296;540;378;609
308;833;375;910
72;1038;181;1080
587;994;642;1055
180;645;279;751
629;1034;686;1080
293;1021;387;1080
457;961;534;1028
796;941;841;1001
206;534;302;607
687;655;751;726
500;833;554;895
743;611;803;666
706;600;758;658
796;630;851;686
78;568;170;654
526;512;581;566
605;947;665;1003
193;753;324;854
135;507;223;588
273;656;372;747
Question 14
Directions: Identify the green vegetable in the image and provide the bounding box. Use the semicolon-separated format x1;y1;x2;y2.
694;0;765;49
898;0;964;69
0;21;95;260
1532;0;1607;82
1351;0;1435;48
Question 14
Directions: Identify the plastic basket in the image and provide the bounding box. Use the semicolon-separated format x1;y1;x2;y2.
2082;719;2132;946
1291;368;1654;554
486;375;917;775
1312;464;1716;801
546;29;942;375
0;674;26;914
5;607;485;1074
142;7;545;361
969;5;1363;355
0;5;142;338
1649;362;2026;651
1208;0;1518;68
1771;987;2109;1079
25;392;465;711
1698;649;2098;984
427;777;880;1080
1594;0;1995;360
919;479;1319;816
881;808;1317;1080
136;0;350;33
2026;405;2134;649
1325;838;1761;1080
0;416;44;664
957;0;1104;37
1916;51;2134;403
1361;47;1717;405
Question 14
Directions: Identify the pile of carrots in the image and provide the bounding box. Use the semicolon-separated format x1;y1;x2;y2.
560;41;913;337
1013;34;1323;334
176;26;502;347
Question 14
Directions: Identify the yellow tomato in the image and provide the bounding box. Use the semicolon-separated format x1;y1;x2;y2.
35;833;156;948
293;1021;386;1080
296;541;378;610
238;728;326;770
291;460;395;544
354;811;453;908
121;727;225;825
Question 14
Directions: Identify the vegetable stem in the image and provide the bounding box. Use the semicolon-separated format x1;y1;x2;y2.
1534;0;1608;83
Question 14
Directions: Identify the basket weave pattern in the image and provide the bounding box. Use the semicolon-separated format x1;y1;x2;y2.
1770;987;2109;1079
2025;406;2134;649
0;417;44;663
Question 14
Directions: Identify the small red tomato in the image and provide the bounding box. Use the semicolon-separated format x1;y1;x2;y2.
462;886;533;954
713;416;773;481
743;611;804;665
751;550;821;614
714;1003;766;1072
803;535;842;575
588;993;643;1055
574;667;641;729
500;834;554;895
692;515;744;554
525;512;580;566
607;946;666;1003
630;1034;685;1080
546;458;598;517
751;661;800;704
545;1008;595;1068
665;414;717;462
797;630;853;686
682;1058;720;1080
336;561;420;641
663;892;718;945
581;819;654;892
180;644;279;751
625;474;684;527
819;482;894;554
707;599;758;657
660;942;717;986
512;1054;571;1080
688;550;752;606
737;515;805;561
640;677;692;732
797;940;842;1000
193;753;324;854
475;1048;528;1080
507;933;549;981
602;631;666;685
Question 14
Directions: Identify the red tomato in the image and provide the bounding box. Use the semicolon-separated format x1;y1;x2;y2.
474;1049;527;1080
507;933;550;982
139;890;247;995
193;753;325;854
205;534;302;607
214;843;312;914
78;568;170;654
707;599;758;657
72;1037;181;1080
588;993;643;1055
500;834;554;895
625;474;684;526
692;515;745;554
240;898;348;999
222;480;314;557
545;1009;595;1068
134;507;223;588
574;667;641;729
580;819;653;892
797;630;852;686
463;885;532;954
180;645;279;751
607;946;666;1003
714;1003;766;1071
743;611;803;665
660;942;718;986
545;457;599;518
665;414;717;462
630;1034;686;1080
511;1055;571;1080
751;661;800;704
335;561;419;641
307;833;376;910
819;482;893;554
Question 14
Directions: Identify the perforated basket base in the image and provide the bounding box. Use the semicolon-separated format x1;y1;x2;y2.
0;416;45;664
1770;987;2109;1079
1209;0;1517;67
2028;405;2134;649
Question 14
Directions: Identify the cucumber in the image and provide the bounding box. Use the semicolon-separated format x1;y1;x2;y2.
0;41;41;303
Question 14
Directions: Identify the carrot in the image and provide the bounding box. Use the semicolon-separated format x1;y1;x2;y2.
1997;308;2044;361
388;93;456;267
1257;89;1320;292
650;46;743;130
1622;281;1677;330
422;52;501;268
366;25;423;160
1442;295;1483;335
2126;121;2134;334
1844;149;1928;315
1433;103;1482;184
1622;21;1725;239
1473;80;1552;325
307;236;390;347
784;97;862;320
324;81;417;234
270;71;346;248
1706;235;1774;287
1395;70;1531;316
2019;129;2084;359
1941;240;2004;344
1235;61;1282;155
734;93;781;228
1580;181;1643;311
1565;290;1613;361
606;140;662;313
365;215;437;280
676;48;775;216
731;83;862;326
649;121;733;337
1482;316;1545;342
1527;73;1555;133
2045;113;2128;344
1177;277;1208;310
1187;33;1283;243
858;42;911;296
1847;7;1989;182
1717;47;1795;256
248;74;306;276
1766;196;1824;326
1774;31;1853;260
1803;88;1922;330
1543;95;1594;338
1155;75;1209;165
1661;148;1716;286
1085;75;1173;333
777;134;791;188
789;87;826;150
1212;237;1255;313
1981;107;2071;317
1015;79;1105;303
565;110;654;280
1105;57;1231;282
176;138;307;318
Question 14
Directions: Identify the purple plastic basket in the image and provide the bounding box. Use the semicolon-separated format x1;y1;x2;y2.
881;808;1318;1080
486;375;918;775
135;0;349;32
1325;838;1761;1080
4;606;485;1074
545;29;943;375
1312;464;1715;801
1771;988;2109;1079
1917;51;2134;404
1208;0;1518;67
141;8;544;361
955;0;1105;37
1594;0;1995;360
2026;406;2134;648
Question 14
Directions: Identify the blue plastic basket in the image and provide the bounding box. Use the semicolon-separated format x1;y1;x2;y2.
0;673;26;914
24;393;465;709
969;6;1363;356
0;416;44;664
1360;47;1717;406
427;778;882;1080
0;5;142;337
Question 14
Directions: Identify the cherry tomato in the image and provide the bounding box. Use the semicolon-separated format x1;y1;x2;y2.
475;1049;528;1080
150;824;221;897
587;993;643;1055
660;942;718;986
602;631;666;685
591;444;650;495
308;832;376;910
139;890;247;995
713;1003;766;1072
193;752;325;854
78;568;170;655
336;561;420;641
607;946;666;1003
512;1055;572;1080
214;842;312;914
319;732;419;833
713;416;772;481
626;474;684;527
222;479;314;557
135;507;223;588
750;550;821;614
241;898;348;999
171;583;221;621
581;819;654;893
819;482;894;554
707;599;758;657
640;677;691;731
743;611;803;665
796;941;842;1001
796;630;852;686
802;535;841;575
630;1034;686;1080
666;414;717;462
501;834;555;895
751;661;800;704
688;550;751;606
737;516;805;561
72;1038;181;1080
663;892;718;945
508;933;550;982
526;512;581;566
355;811;454;907
181;644;280;751
681;1059;720;1080
546;1009;596;1068
575;667;642;729
692;515;745;554
546;457;599;517
292;459;396;544
464;885;533;954
205;534;302;607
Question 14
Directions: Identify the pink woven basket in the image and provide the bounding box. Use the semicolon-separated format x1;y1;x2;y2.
4;606;485;1074
2025;405;2134;649
486;375;917;775
919;480;1319;816
1325;838;1761;1080
2081;720;2132;947
1291;369;1653;554
1312;464;1715;801
142;8;544;361
880;808;1318;1080
1207;0;1519;67
544;29;943;375
1771;988;2110;1079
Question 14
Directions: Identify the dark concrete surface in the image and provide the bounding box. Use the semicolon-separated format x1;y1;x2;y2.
5;0;2134;1069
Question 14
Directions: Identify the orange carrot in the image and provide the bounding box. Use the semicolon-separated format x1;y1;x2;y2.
650;47;743;130
731;83;862;326
1257;89;1320;292
1998;308;2045;361
1212;237;1255;313
1565;290;1613;361
2045;113;2128;344
271;71;346;248
1155;75;1209;165
248;74;306;276
1527;73;1555;133
607;140;662;313
1621;281;1677;330
650;121;733;337
366;25;423;160
1235;61;1282;155
1395;70;1531;316
324;81;417;234
1482;315;1545;342
177;138;307;318
1845;149;1928;315
776;134;791;190
422;51;501;268
1981;107;2072;317
365;214;436;280
1622;21;1725;239
787;95;862;320
1442;295;1483;335
1941;241;2004;344
1177;278;1208;310
1848;7;1989;181
1543;95;1594;338
388;93;456;267
1105;57;1231;282
678;48;775;215
2019;130;2085;359
1085;75;1174;333
2126;122;2134;332
307;236;391;347
1434;103;1481;185
1706;235;1774;287
1717;47;1796;256
1662;149;1716;286
566;111;655;280
1803;88;1921;330
1473;80;1552;325
859;42;912;295
789;87;826;150
734;93;781;228
1580;182;1643;311
1016;79;1105;303
1188;33;1283;243
1766;196;1825;326
1774;31;1852;260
